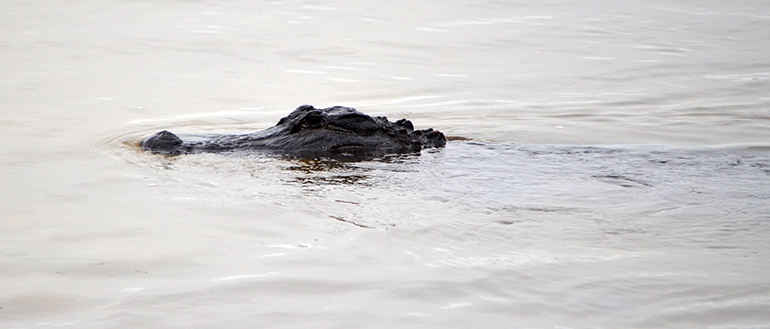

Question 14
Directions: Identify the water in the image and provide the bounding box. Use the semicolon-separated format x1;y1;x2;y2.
2;0;770;328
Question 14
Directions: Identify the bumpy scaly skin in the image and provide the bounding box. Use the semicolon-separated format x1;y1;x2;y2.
141;105;446;156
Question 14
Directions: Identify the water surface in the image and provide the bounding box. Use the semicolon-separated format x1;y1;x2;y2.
2;0;770;328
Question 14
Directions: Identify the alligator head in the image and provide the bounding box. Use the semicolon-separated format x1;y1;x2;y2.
141;105;446;157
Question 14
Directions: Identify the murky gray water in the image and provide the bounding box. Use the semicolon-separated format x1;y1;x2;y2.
2;0;770;328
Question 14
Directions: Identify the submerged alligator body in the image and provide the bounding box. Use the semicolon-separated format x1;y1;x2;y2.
141;105;446;157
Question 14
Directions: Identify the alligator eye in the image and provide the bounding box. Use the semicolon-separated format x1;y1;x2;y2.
301;113;326;129
307;116;321;126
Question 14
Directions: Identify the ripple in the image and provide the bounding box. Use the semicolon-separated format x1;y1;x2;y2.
210;272;285;282
284;69;325;74
414;27;449;32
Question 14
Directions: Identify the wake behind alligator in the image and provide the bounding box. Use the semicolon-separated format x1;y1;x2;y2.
141;105;446;157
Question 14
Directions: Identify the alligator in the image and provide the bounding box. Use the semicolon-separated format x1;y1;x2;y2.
140;105;446;157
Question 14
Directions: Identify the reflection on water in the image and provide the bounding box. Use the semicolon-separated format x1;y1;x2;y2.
134;139;770;236
284;154;421;186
